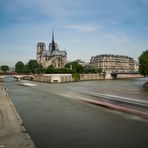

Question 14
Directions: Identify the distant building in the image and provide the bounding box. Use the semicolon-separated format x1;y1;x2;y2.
37;31;67;68
73;59;87;67
90;54;138;72
134;61;139;71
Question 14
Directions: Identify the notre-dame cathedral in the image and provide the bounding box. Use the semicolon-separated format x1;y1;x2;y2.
36;31;67;68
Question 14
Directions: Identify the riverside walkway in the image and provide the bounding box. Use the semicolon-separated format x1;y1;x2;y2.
0;84;36;148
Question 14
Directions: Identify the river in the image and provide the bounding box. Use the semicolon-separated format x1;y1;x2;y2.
1;78;148;148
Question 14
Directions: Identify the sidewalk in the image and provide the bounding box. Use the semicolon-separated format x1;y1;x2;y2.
0;84;36;148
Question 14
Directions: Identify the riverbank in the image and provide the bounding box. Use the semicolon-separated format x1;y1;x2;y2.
0;84;36;148
19;73;143;83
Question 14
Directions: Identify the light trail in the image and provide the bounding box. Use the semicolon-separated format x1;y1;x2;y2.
78;89;148;118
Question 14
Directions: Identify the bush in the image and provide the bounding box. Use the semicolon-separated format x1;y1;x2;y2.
72;73;80;81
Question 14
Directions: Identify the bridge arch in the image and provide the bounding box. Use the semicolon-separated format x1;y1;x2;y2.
19;75;34;81
0;75;17;81
0;75;34;81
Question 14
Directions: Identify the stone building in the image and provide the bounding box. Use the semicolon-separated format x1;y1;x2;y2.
37;31;67;68
73;59;87;67
90;54;137;72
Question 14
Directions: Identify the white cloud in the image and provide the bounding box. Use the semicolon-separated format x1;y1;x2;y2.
67;25;97;33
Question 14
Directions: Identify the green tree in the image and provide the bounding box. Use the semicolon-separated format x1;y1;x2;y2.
0;65;9;73
65;62;77;71
65;62;84;73
77;64;84;73
27;60;42;73
139;50;148;76
95;68;102;74
83;66;96;73
23;65;31;74
15;61;25;73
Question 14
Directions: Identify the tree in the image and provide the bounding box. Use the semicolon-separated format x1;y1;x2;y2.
65;62;84;73
76;64;84;73
0;65;9;73
15;61;25;73
139;50;148;76
65;62;77;71
22;65;32;74
95;68;102;74
83;66;97;74
27;60;42;73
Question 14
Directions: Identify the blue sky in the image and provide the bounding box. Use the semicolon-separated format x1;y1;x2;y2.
0;0;148;66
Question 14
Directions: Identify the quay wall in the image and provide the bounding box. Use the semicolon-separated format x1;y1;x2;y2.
22;73;144;83
0;76;5;82
23;74;73;83
80;74;104;80
0;73;144;83
23;74;105;82
80;73;143;80
117;73;144;79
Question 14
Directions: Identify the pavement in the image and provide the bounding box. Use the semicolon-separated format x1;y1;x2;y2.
0;84;36;148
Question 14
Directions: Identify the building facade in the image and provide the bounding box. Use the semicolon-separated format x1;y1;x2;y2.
90;54;137;72
37;31;67;68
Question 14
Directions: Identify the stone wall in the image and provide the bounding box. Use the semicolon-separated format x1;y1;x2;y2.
117;73;143;79
0;76;5;81
32;74;72;83
80;74;104;81
80;73;143;80
21;73;144;83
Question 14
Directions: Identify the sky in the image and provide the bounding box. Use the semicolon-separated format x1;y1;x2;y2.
0;0;148;67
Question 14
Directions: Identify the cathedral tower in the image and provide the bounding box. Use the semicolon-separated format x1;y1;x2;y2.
37;42;46;64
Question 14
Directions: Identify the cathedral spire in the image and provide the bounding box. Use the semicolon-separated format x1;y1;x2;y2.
52;29;54;44
51;29;55;54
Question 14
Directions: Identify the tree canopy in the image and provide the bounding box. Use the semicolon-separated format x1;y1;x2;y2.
0;65;9;73
14;60;102;74
65;62;84;73
15;61;24;73
139;50;148;76
15;60;42;74
27;60;42;73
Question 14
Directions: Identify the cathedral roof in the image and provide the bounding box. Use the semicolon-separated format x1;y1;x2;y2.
50;50;67;56
42;49;66;57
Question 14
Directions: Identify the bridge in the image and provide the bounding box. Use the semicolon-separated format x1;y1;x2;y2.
0;74;34;81
111;71;143;79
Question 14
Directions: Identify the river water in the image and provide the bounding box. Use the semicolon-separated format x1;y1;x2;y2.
2;78;148;148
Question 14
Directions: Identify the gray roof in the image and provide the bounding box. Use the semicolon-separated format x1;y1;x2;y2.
42;49;66;57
